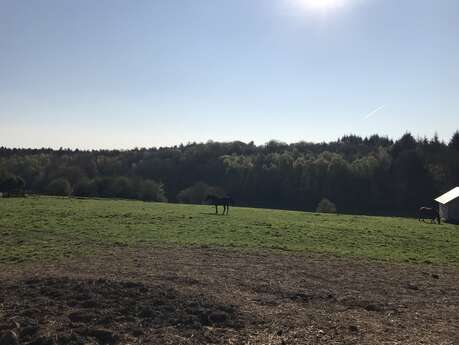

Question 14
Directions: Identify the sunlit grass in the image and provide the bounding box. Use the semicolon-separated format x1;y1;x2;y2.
0;196;458;264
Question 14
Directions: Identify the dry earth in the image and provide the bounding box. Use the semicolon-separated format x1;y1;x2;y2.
0;247;458;345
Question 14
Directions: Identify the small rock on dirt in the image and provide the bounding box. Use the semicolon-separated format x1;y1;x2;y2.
68;311;96;323
365;304;383;312
131;328;144;337
86;328;119;344
348;325;359;333
406;283;419;290
208;311;228;324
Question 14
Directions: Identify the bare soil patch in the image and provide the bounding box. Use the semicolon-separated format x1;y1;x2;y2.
1;247;458;344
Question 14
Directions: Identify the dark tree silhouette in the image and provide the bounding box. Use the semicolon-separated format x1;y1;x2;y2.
449;131;459;151
0;131;458;215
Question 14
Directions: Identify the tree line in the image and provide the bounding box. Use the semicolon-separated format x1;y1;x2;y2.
1;131;458;216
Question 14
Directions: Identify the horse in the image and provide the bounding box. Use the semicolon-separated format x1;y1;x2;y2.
418;207;440;224
206;195;233;215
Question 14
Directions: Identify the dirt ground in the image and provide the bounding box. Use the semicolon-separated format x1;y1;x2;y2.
0;247;458;345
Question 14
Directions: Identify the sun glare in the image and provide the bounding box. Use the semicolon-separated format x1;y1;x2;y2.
295;0;349;12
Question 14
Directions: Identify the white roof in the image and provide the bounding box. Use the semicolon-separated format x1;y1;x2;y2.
435;187;459;205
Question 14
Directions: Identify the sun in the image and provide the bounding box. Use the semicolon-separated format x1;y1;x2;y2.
295;0;349;12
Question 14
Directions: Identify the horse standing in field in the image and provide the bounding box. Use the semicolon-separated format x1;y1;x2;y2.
206;195;233;215
418;207;441;224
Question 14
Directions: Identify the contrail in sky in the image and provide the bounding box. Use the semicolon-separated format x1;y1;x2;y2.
364;105;385;119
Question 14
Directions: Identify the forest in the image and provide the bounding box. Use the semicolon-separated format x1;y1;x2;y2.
1;131;459;216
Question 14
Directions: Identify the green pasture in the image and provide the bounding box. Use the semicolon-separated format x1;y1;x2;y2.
0;196;458;264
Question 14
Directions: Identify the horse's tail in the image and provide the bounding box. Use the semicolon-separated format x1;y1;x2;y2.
437;211;441;224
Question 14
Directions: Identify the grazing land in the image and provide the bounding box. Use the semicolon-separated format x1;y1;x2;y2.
1;196;458;264
0;196;458;344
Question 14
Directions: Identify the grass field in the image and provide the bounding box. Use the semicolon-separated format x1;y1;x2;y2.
1;196;458;264
1;196;459;344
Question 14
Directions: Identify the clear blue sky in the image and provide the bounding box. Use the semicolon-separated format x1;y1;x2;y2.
1;0;458;149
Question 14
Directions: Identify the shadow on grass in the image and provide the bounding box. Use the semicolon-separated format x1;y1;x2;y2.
199;212;229;216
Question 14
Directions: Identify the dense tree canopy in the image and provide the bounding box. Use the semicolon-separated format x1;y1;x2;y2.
1;132;458;215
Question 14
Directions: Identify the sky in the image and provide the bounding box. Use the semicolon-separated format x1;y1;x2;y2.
1;0;458;149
